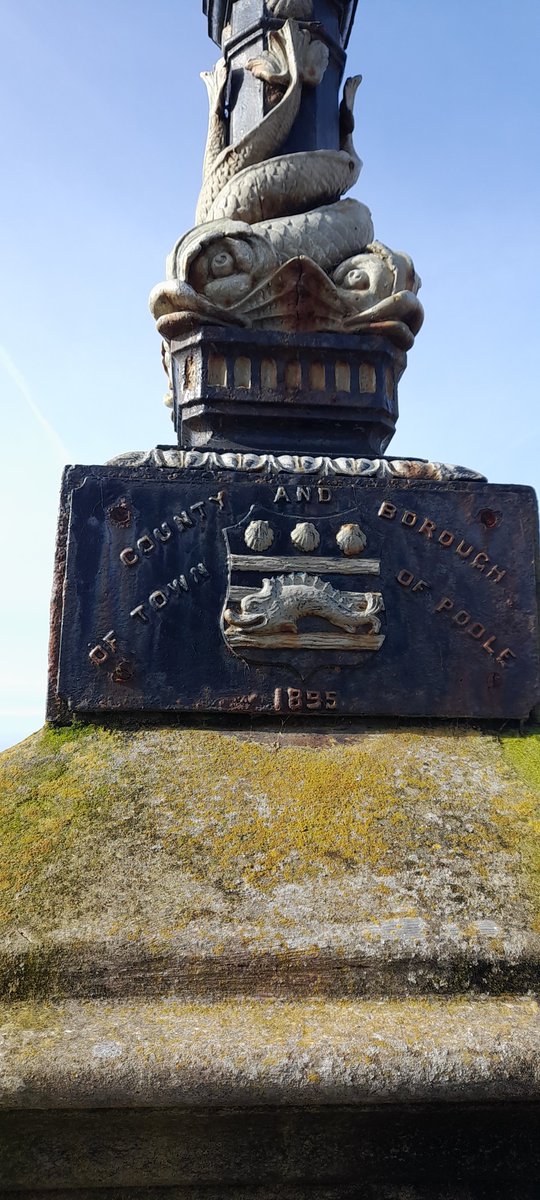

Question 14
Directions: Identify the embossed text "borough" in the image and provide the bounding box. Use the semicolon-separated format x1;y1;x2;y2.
378;501;506;585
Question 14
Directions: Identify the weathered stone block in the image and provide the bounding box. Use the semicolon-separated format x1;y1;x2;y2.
1;722;539;1193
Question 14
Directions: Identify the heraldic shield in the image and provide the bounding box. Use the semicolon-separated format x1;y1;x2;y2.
221;506;386;668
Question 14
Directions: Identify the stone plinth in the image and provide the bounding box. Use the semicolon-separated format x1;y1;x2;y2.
0;721;539;1194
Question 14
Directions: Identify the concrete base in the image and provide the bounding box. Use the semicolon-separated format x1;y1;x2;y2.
1;721;539;1193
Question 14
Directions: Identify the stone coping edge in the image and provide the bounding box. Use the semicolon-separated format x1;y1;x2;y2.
2;943;540;1003
1;996;539;1110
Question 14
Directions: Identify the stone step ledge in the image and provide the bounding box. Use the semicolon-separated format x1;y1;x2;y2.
1;995;539;1110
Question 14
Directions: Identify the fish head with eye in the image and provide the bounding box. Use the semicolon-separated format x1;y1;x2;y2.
151;220;282;329
333;252;396;305
332;242;423;312
188;232;278;308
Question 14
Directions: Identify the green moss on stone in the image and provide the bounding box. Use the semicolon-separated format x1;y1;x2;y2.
39;720;95;751
500;730;540;926
501;730;540;794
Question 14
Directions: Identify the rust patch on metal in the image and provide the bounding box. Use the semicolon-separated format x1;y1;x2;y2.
478;508;502;530
107;498;132;528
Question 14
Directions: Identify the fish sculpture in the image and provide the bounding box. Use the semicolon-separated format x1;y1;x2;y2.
150;15;423;351
224;573;383;636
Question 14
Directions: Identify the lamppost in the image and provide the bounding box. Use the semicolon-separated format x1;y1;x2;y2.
149;0;424;457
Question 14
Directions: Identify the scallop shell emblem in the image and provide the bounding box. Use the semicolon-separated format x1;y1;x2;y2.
290;522;320;553
336;523;367;557
244;520;274;552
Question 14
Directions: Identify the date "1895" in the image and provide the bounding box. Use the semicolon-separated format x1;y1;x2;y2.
274;688;338;712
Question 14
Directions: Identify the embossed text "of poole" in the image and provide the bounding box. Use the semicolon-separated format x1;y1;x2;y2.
435;596;516;666
396;570;517;666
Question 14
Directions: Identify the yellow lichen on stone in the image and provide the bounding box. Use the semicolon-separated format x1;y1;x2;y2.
160;730;428;886
1;994;539;1110
0;724;155;924
0;723;539;952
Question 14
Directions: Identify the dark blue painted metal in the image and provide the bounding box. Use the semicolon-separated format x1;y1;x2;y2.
204;1;360;49
49;467;540;721
204;1;358;152
171;330;404;456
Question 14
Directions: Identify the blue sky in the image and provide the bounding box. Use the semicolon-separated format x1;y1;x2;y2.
1;0;539;749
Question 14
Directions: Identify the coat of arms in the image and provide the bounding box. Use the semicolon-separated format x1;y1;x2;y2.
221;507;385;665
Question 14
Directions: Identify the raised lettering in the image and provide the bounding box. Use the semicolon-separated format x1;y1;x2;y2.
137;534;155;555
412;579;430;593
317;486;332;503
190;501;207;519
419;519;436;539
438;530;454;548
296;486;311;502
467;623;486;640
487;565;506;584
120;547;139;567
397;569;414;588
455;541;473;559
209;491;226;510
167;576;189;594
153;523;172;543
436;597;454;613
173;511;194;531
402;510;417;527
454;610;471;627
483;636;496;655
472;552;489;571
89;645;108;666
274;688;339;712
496;648;516;666
130;605;149;624
190;562;210;583
274;487;290;503
103;631;117;653
149;590;169;610
378;501;397;520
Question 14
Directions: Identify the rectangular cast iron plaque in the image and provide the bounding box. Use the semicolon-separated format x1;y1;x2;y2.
49;466;540;720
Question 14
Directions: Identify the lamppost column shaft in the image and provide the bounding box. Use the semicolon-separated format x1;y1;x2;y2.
205;1;359;152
